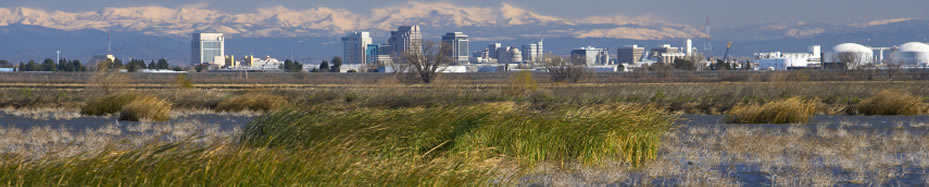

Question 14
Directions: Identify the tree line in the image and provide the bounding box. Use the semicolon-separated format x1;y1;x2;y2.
1;59;88;72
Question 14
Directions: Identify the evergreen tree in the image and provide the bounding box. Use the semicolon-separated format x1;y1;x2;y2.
318;60;330;72
25;60;38;71
157;59;169;69
42;58;56;71
330;56;342;72
148;61;156;69
0;60;10;68
113;58;124;70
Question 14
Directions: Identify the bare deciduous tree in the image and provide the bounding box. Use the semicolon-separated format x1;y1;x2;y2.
393;40;451;84
835;52;865;70
885;58;904;80
543;53;587;83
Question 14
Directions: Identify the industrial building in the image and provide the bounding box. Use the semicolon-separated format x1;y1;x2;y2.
441;32;470;64
891;42;929;67
571;46;610;65
753;45;821;70
649;45;685;64
191;33;224;65
342;32;372;65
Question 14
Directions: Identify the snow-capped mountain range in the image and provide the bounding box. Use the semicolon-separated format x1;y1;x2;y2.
0;2;705;40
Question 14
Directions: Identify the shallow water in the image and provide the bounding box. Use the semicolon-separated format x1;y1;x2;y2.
0;112;252;131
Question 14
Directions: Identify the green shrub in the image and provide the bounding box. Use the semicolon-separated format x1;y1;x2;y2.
215;93;288;112
856;90;927;115
726;97;817;124
80;92;147;116
119;96;172;121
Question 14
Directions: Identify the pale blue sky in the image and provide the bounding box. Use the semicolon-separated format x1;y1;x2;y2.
2;0;928;28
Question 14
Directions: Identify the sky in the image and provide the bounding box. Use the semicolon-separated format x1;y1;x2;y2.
1;0;928;28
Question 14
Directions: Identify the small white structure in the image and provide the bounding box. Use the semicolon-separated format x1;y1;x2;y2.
891;42;929;67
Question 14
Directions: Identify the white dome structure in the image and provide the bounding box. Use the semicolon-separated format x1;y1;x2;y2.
892;42;929;67
508;47;523;63
826;43;874;68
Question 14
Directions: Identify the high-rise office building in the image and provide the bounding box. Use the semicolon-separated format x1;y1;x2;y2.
571;46;610;65
365;44;379;65
488;43;502;59
521;39;543;63
388;25;422;56
618;45;645;63
342;32;372;65
441;32;470;64
191;33;224;65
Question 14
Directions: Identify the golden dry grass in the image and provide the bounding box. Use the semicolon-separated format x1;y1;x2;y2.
215;93;288;112
119;96;172;121
726;97;817;124
80;92;146;116
856;90;927;115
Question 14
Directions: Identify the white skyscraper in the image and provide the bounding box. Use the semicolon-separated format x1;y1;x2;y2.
442;32;470;64
191;33;224;65
342;32;373;64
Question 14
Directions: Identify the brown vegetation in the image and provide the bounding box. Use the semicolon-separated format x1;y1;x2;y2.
119;96;172;121
856;90;927;115
80;92;147;116
215;93;288;112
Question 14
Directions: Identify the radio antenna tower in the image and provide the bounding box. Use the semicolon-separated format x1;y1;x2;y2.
703;16;712;55
107;30;112;55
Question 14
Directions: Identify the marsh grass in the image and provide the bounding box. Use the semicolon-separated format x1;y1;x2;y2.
241;103;674;167
725;97;817;124
215;93;288;112
119;96;172;121
79;92;148;116
856;90;928;115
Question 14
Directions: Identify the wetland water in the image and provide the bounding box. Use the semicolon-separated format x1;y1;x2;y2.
3;111;929;186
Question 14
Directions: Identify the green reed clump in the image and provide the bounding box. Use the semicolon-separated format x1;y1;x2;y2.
80;92;148;116
119;96;172;121
726;97;817;124
215;93;288;112
856;90;927;115
241;102;675;167
0;140;489;186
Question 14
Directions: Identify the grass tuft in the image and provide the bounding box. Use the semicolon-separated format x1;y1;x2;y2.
215;93;288;112
856;90;927;115
726;97;817;124
119;96;172;121
80;92;147;116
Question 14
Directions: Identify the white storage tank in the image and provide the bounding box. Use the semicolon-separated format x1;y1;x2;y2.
824;43;874;68
892;42;929;67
